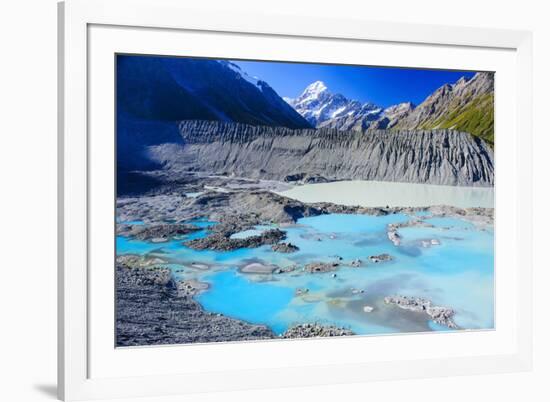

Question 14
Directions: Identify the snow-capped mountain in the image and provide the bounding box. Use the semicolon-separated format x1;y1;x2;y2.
373;102;416;130
285;81;414;131
287;73;493;144
318;102;387;132
284;81;372;127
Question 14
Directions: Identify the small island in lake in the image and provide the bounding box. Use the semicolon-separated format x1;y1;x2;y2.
115;55;494;346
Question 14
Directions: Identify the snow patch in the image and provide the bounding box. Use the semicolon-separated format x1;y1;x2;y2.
330;106;347;118
220;61;264;91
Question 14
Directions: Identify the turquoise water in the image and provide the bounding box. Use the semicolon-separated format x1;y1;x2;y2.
117;213;494;336
117;236;165;254
197;270;295;334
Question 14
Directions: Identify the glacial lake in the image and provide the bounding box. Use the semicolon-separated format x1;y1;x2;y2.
276;180;494;209
117;212;494;338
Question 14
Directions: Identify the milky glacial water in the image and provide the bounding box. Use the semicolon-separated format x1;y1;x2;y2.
116;212;494;337
277;180;494;208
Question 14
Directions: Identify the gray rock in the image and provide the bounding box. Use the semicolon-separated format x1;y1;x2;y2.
281;323;354;338
151;120;494;187
304;261;340;273
369;254;393;263
384;295;458;329
284;172;329;184
116;254;167;268
387;228;402;246
185;228;286;251
271;242;299;253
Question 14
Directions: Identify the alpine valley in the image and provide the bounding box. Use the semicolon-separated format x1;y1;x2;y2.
115;55;495;347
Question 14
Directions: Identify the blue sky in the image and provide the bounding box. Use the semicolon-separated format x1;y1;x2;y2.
232;59;476;108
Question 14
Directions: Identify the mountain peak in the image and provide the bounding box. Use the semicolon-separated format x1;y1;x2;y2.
456;75;470;83
287;81;386;127
384;101;414;112
303;80;328;97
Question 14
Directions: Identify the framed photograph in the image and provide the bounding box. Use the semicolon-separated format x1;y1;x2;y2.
58;0;533;400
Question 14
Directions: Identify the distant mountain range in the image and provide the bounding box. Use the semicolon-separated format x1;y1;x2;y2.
284;72;494;145
284;81;410;131
117;56;494;176
283;81;383;128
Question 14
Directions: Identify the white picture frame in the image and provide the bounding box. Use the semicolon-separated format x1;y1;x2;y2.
58;0;533;400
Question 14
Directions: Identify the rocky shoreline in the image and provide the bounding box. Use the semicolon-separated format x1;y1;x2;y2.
184;228;286;251
281;323;355;338
271;242;299;253
117;260;361;346
116;257;462;346
116;263;275;346
116;173;493;257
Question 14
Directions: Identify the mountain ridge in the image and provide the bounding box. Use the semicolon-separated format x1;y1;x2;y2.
394;72;494;145
146;120;494;187
286;72;494;145
285;81;386;129
116;56;312;171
